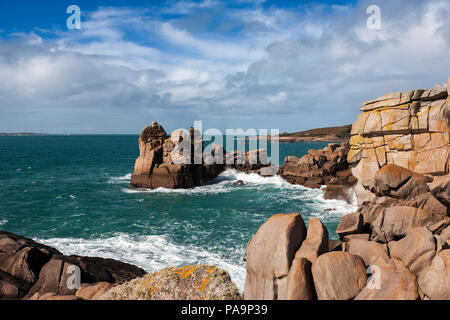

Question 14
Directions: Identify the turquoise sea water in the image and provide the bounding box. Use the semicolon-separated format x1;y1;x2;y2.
0;135;356;289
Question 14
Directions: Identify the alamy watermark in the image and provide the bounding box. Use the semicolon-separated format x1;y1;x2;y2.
66;265;81;290
366;264;382;290
366;5;381;30
67;5;81;30
166;121;280;174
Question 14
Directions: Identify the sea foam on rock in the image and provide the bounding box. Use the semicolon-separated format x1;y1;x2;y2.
279;142;357;204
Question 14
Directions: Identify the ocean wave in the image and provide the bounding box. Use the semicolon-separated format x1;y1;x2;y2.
108;173;133;184
290;185;357;219
36;233;246;291
119;169;357;220
121;169;304;195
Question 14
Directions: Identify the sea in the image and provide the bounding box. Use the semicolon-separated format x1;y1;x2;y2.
0;135;357;290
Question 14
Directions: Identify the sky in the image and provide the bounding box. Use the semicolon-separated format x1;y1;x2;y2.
0;0;449;134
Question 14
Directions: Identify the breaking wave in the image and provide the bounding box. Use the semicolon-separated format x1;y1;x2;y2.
36;233;246;291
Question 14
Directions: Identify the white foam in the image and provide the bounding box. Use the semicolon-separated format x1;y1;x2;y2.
121;169;305;195
36;233;246;291
218;169;298;187
108;173;133;184
0;219;7;226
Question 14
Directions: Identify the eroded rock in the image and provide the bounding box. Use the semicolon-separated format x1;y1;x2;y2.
311;252;367;300
244;213;306;300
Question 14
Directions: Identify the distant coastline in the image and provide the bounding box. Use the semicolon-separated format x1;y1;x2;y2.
0;133;47;136
246;124;351;143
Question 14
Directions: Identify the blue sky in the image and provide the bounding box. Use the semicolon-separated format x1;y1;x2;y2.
0;0;449;133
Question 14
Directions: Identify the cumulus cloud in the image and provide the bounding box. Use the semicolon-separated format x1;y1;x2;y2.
0;0;449;133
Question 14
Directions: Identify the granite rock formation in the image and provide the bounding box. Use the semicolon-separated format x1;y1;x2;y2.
130;122;226;189
130;122;272;189
0;231;242;300
244;79;450;300
348;78;450;204
100;265;241;300
0;230;146;300
279;142;357;203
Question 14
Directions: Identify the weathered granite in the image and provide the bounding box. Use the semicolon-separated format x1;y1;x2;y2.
348;79;450;204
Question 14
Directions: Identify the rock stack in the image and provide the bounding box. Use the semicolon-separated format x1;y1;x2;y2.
279;142;357;203
348;79;450;204
130;122;226;189
130;122;272;189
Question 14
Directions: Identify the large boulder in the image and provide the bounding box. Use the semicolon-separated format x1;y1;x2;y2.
76;282;114;300
418;249;450;300
0;269;32;299
372;164;429;200
285;258;315;300
311;252;367;300
26;255;146;297
388;227;436;277
336;212;364;239
100;265;241;300
371;206;444;242
398;192;448;216
429;173;450;207
345;239;389;266
244;213;306;300
0;231;60;286
355;258;418;300
293;218;329;264
285;218;328;300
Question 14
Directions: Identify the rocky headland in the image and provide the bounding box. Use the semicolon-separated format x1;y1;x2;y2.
1;79;449;300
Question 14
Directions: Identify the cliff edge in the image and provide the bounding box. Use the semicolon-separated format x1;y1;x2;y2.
348;78;450;204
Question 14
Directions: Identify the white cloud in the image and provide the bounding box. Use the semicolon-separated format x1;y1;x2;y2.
0;0;449;133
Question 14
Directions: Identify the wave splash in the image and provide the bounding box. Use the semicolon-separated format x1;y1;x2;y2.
118;169;357;215
36;233;246;291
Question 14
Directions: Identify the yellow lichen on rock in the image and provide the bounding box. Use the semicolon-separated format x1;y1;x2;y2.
348;80;450;205
99;264;242;300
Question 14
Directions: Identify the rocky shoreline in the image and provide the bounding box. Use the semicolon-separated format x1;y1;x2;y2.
1;79;449;300
243;78;450;300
